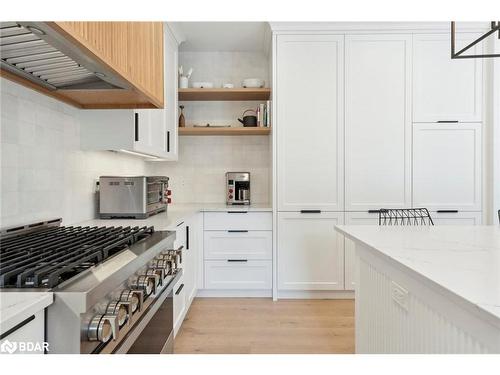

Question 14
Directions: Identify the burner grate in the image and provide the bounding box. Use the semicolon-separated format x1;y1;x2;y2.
0;225;154;288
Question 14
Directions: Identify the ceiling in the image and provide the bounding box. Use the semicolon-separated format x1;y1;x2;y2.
170;22;270;52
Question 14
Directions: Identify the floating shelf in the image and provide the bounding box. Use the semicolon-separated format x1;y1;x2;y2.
178;127;271;136
178;88;271;101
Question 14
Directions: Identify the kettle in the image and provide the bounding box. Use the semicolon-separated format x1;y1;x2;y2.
238;109;257;127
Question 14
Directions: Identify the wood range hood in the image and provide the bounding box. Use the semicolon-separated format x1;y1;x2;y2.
0;22;164;109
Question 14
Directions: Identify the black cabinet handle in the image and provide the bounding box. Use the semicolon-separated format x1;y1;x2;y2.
176;221;184;227
436;120;459;123
437;210;459;213
175;283;184;295
227;211;248;214
186;225;189;250
300;210;321;214
134;113;139;141
227;259;248;262
167;131;170;152
368;210;381;214
228;230;248;233
0;315;35;340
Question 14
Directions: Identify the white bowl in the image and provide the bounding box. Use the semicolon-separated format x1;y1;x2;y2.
192;82;214;89
242;78;265;88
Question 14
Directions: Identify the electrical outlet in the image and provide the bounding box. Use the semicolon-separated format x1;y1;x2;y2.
391;281;409;311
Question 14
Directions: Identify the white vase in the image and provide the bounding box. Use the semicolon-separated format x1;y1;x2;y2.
179;76;189;89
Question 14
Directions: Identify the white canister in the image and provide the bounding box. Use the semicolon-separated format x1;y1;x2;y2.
179;76;189;89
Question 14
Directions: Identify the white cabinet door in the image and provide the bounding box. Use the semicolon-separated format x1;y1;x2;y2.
413;33;483;123
276;34;344;211
277;212;344;290
413;123;481;211
344;212;380;290
162;26;179;160
204;260;272;290
173;276;186;337
431;211;482;225
345;34;412;211
204;231;272;260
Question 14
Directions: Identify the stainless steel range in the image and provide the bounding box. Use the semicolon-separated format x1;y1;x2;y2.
0;218;182;354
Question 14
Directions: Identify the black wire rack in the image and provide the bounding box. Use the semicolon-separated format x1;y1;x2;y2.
378;208;434;226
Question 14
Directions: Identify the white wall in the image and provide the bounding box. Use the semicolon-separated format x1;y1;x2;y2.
0;78;147;227
147;135;270;204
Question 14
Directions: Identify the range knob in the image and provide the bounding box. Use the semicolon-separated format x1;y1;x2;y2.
106;301;131;327
165;246;183;265
119;289;144;314
87;314;118;343
150;258;172;274
130;275;158;297
146;268;165;286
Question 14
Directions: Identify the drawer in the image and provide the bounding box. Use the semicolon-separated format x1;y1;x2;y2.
204;260;272;290
204;212;272;231
204;231;272;260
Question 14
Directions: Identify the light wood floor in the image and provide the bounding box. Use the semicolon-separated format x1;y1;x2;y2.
174;298;355;354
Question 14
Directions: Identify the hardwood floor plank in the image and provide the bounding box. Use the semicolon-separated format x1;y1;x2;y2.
174;298;355;354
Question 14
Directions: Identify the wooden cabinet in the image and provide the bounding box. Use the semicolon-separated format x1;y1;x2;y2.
276;34;344;211
277;212;344;291
413;33;483;122
413;123;482;211
48;22;164;108
345;34;412;211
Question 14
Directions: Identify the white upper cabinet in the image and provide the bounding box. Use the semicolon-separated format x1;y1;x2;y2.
79;25;179;159
345;34;412;211
277;212;344;291
413;123;482;211
276;34;344;211
413;33;483;123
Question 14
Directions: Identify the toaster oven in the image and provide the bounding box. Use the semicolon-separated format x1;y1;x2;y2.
99;176;169;219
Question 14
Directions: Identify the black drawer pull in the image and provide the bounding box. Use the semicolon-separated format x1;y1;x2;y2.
227;259;248;262
436;120;459;123
0;315;35;340
228;230;248;233
134;113;139;141
167;131;170;152
175;283;184;295
186;225;189;250
176;221;184;227
300;210;321;214
437;210;459;213
227;211;248;214
368;210;381;214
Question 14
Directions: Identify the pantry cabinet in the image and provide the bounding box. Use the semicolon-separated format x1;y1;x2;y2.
276;34;344;212
413;123;482;211
79;25;179;159
277;212;344;291
344;34;412;211
413;33;483;123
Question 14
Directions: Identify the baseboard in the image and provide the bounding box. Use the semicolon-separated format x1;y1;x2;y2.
196;289;273;298
277;290;355;299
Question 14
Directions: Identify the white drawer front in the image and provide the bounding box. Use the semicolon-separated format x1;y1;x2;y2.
204;231;272;260
204;260;272;290
204;212;272;231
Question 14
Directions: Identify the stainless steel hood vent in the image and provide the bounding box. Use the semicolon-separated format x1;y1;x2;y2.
0;22;130;90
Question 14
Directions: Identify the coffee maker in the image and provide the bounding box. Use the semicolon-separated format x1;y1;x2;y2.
226;172;250;205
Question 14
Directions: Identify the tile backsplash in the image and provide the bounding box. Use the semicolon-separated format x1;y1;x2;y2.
0;78;147;227
148;135;271;204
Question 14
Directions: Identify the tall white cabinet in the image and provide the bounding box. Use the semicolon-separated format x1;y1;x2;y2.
273;25;486;299
345;34;412;211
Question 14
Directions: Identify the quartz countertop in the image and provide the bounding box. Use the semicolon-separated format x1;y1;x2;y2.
335;225;500;327
76;203;272;231
0;291;53;334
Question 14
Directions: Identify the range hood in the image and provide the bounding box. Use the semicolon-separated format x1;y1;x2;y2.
0;22;130;90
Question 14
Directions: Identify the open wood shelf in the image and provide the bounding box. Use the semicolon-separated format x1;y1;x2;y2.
178;88;271;101
178;127;271;136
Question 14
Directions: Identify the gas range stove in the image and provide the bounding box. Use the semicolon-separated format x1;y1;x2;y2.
0;218;182;354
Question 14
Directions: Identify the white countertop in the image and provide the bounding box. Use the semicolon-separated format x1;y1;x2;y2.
0;291;53;334
335;225;500;327
76;203;272;231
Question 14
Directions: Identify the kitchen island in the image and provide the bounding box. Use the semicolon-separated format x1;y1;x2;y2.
335;225;500;354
